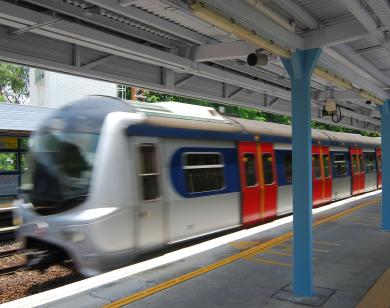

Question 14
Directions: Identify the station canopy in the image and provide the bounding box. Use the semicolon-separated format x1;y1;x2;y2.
0;0;389;133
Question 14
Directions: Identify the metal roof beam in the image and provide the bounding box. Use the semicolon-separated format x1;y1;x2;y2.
0;1;289;99
365;0;390;27
339;0;390;54
203;0;303;49
0;19;379;132
271;0;319;30
191;41;256;62
333;44;390;87
303;20;368;48
319;52;387;98
22;0;179;48
82;0;212;45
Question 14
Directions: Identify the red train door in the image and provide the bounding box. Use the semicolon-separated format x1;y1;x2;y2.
350;148;365;194
312;146;323;206
357;149;365;193
321;147;332;203
376;148;382;188
257;143;278;221
238;142;260;226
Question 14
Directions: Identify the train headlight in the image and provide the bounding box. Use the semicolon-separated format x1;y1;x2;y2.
62;228;86;243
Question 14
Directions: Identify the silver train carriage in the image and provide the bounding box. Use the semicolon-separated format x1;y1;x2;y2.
15;96;382;276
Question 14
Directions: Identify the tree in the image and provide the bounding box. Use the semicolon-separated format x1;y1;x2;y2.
0;63;29;104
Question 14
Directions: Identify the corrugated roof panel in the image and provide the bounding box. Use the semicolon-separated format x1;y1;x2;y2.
0;104;54;131
294;0;355;26
131;0;236;42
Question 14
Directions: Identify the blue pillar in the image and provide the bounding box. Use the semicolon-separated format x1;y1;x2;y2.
380;100;390;230
281;48;321;297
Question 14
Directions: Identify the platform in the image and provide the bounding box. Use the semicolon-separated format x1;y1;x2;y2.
5;191;390;308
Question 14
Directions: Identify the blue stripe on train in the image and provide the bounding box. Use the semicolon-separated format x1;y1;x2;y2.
126;124;379;148
170;147;240;198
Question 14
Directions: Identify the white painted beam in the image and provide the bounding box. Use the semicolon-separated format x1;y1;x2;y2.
303;19;368;48
319;52;387;98
333;44;390;87
193;41;256;62
339;0;390;54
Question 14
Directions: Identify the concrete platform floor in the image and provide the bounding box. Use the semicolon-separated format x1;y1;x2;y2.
12;192;390;308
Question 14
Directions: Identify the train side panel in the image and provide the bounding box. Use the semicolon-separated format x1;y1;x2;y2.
165;139;241;243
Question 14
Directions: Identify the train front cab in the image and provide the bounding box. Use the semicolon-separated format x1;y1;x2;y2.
238;142;277;227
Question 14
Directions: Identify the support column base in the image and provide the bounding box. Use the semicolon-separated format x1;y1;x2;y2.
271;283;336;307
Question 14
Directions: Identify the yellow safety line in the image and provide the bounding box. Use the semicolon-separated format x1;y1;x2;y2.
357;267;390;308
277;244;329;253
104;197;379;308
245;256;292;267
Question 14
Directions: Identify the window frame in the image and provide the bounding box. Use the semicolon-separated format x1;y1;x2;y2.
262;153;275;185
138;143;162;203
242;152;258;188
182;152;226;193
322;153;331;178
332;153;348;177
312;153;322;179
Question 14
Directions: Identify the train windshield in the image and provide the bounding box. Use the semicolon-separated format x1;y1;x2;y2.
21;123;99;214
20;96;135;214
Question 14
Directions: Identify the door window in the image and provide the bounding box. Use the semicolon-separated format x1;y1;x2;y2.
352;154;359;174
322;154;330;178
262;153;274;185
243;153;257;187
333;153;347;177
364;153;377;174
313;154;321;179
378;155;382;172
138;144;160;201
358;154;364;173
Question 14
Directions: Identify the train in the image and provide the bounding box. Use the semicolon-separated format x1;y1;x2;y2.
14;96;382;276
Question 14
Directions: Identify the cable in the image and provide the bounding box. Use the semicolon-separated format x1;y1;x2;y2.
331;104;343;123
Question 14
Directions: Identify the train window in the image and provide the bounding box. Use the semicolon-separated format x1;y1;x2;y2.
322;154;330;178
378;155;382;172
138;144;160;201
352;154;359;174
262;153;274;185
364;153;377;174
243;153;257;187
183;153;225;193
284;153;292;183
358;154;364;173
333;154;347;177
312;154;321;179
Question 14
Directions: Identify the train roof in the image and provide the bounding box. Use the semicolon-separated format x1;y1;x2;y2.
70;96;382;148
128;100;380;148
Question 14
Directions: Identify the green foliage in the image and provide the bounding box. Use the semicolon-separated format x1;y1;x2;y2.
0;63;29;104
143;90;379;136
0;153;17;171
